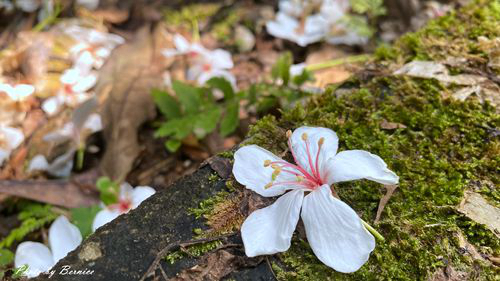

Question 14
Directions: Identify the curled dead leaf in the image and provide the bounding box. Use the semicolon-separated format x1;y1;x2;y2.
457;191;500;238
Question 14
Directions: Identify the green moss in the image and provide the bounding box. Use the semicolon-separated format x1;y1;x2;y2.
164;240;222;264
239;1;500;279
208;173;219;183
392;0;500;62
163;4;220;30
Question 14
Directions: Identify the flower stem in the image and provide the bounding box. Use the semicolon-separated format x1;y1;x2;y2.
305;54;372;72
361;219;385;242
76;146;85;170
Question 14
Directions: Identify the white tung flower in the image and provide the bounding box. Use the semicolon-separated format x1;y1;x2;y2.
0;125;24;166
0;83;35;102
266;12;329;47
233;126;399;273
14;216;82;278
41;68;97;116
162;34;237;89
92;183;155;231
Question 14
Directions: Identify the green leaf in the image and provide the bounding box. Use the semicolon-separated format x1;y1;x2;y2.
271;52;292;85
172;80;201;115
165;139;182;152
151;89;181;119
206;77;234;100
12;264;29;279
193;107;222;138
220;101;239;136
0;249;14;267
292;69;313;86
71;205;102;238
96;177;119;206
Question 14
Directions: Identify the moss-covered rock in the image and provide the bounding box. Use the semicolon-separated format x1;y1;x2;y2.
233;0;500;279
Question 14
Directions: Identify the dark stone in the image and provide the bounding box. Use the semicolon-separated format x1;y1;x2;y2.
35;163;275;281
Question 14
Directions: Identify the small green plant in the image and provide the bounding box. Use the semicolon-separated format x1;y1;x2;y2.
96;176;120;205
152;78;240;152
0;202;58;277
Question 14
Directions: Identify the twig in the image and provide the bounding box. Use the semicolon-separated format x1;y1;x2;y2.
266;257;278;281
139;232;237;281
305;54;372;72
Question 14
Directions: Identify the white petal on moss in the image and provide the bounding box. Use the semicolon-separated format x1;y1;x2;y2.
290;126;338;178
233;145;301;197
0;126;24;150
131;186;156;208
92;208;121;231
14;242;55;278
241;189;304;257
326;150;399;185
49;216;82;263
301;184;375;273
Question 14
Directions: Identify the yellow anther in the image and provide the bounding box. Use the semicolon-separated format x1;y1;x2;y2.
265;182;273;189
302;133;308;141
263;160;272;167
271;164;279;169
296;175;304;182
318;137;325;146
286;130;292;138
272;168;281;180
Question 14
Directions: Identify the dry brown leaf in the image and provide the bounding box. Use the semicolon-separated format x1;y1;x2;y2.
0;179;99;208
97;25;172;181
172;250;237;281
455;231;489;263
374;184;398;224
458;191;500;238
305;46;352;88
380;119;407;130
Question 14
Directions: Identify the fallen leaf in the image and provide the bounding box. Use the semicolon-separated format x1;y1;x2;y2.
430;264;469;281
97;25;172;181
0;179;99;208
172;250;237;281
458;191;500;238
394;61;486;86
380;119;407;130
455;231;489;263
206;156;232;179
374;184;398;224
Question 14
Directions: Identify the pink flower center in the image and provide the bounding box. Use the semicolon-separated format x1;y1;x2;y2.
63;83;74;94
202;63;211;72
264;132;325;191
109;199;132;213
188;51;199;58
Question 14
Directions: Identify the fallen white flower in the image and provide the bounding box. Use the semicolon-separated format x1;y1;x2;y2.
76;0;99;10
14;216;82;278
41;68;97;116
266;12;329;47
0;125;24;166
162;34;237;89
92;183;155;231
0;83;35;102
233;126;399;273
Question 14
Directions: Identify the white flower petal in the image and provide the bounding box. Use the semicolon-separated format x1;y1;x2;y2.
83;113;103;133
162;48;181;57
76;0;99;10
92;208;121;231
290;63;306;77
208;49;234;69
327;150;399;185
197;69;237;90
119;182;134;200
28;154;50;172
14;242;55;278
0;149;10;166
301;184;375;273
72;73;97;93
241;189;304;257
173;34;190;52
290;126;338;179
49;216;82;263
233;145;301;197
130;186;156;208
0;126;24;150
42;96;64;116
